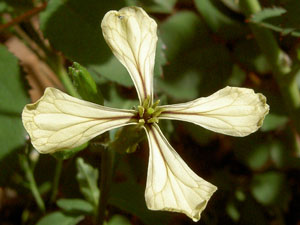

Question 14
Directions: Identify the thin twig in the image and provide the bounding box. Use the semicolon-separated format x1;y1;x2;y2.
19;154;46;213
0;2;47;31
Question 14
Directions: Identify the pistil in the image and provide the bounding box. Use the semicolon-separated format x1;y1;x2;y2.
136;96;164;126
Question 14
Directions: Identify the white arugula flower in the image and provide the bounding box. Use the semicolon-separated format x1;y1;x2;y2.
22;6;269;221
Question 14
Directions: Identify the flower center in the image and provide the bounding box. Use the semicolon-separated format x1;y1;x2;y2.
136;96;164;126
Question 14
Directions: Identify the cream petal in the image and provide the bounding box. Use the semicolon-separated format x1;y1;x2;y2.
22;88;137;153
144;124;217;221
158;86;269;137
101;6;157;103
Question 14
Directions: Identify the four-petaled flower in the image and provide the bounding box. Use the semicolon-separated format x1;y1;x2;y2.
22;6;269;221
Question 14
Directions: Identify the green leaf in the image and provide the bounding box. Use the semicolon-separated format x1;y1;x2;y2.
233;136;272;171
0;45;29;160
109;181;170;225
227;64;246;86
250;4;300;37
251;172;289;206
226;201;240;222
57;198;94;215
183;122;214;145
108;215;132;225
159;10;233;98
69;62;104;105
158;11;203;99
233;39;271;74
159;11;201;61
250;7;287;23
156;70;200;100
104;85;139;109
220;0;241;13
261;113;288;131
270;141;290;168
245;143;269;170
194;0;245;39
76;158;100;207
36;211;84;225
138;0;177;13
109;159;170;225
40;0;133;87
0;1;12;13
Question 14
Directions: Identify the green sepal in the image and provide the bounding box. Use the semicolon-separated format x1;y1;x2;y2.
69;62;104;105
52;142;88;160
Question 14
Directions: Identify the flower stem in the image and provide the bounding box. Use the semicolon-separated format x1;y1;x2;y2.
19;154;45;213
50;158;63;203
240;0;300;132
96;147;115;224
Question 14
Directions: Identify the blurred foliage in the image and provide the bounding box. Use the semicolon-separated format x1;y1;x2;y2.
0;45;29;160
1;0;300;225
250;5;300;36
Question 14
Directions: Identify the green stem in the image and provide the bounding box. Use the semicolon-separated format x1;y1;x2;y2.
240;0;300;132
50;158;63;203
96;148;115;225
19;154;45;213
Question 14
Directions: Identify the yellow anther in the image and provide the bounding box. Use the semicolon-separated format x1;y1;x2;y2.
138;119;145;125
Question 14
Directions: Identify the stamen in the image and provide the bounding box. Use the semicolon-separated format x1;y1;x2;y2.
138;119;145;125
138;106;144;118
143;96;151;108
136;97;162;125
152;99;160;109
147;118;158;123
152;108;165;118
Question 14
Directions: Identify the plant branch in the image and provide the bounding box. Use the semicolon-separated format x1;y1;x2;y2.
240;0;300;132
19;154;45;213
0;2;47;32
